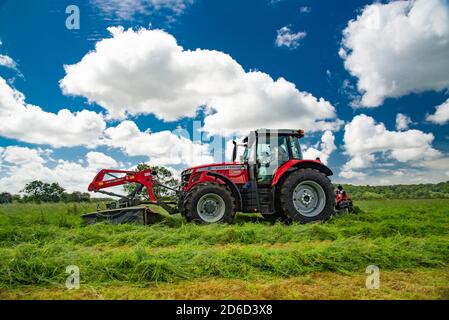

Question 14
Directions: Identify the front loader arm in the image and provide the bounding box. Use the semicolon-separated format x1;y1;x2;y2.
88;169;157;202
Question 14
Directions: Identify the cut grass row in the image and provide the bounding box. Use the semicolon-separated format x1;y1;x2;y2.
1;235;448;286
2;269;448;300
0;200;448;248
0;199;448;292
1;219;448;248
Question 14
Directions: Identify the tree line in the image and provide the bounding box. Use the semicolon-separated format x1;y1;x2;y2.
340;182;449;200
0;180;96;204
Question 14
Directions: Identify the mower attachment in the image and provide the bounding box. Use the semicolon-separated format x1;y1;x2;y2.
82;207;163;225
85;168;179;225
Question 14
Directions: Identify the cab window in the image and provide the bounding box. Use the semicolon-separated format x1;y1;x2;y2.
256;135;290;183
288;136;303;159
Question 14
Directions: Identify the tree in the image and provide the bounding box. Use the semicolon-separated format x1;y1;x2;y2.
21;181;65;203
12;194;22;203
124;164;180;199
80;192;91;202
0;192;12;204
63;191;91;203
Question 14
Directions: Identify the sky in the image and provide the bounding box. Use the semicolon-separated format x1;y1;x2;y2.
0;0;449;193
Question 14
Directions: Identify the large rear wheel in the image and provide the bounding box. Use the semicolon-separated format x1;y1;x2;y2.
279;169;335;223
183;183;236;224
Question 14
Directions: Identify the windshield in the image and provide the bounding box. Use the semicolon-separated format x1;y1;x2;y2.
244;135;303;162
288;136;303;159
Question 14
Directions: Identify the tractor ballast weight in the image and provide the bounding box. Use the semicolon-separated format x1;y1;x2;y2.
84;129;341;225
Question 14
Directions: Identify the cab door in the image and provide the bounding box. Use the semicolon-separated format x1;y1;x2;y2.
256;135;290;184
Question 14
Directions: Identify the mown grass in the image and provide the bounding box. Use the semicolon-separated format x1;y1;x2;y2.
0;199;448;299
2;269;448;300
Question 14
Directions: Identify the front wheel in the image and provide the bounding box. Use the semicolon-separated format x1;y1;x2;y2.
183;183;236;224
279;169;335;223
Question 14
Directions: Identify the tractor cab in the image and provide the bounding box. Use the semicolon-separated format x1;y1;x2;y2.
234;129;305;184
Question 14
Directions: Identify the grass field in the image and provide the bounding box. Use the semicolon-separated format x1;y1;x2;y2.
0;199;448;300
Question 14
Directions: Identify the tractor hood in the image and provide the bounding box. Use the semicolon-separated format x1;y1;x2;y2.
181;162;246;176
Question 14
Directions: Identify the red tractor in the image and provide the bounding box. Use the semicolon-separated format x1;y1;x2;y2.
84;129;337;224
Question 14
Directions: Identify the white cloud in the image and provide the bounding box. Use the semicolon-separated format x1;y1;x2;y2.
270;0;284;5
0;69;214;169
426;98;449;124
91;0;193;18
91;0;194;20
1;146;45;166
0;146;124;194
61;27;340;136
86;151;118;170
60;27;244;121
419;156;449;171
303;131;336;164
104;120;213;167
0;71;213;167
396;113;413;130
0;54;17;70
275;26;307;49
339;156;449;185
339;170;366;180
340;0;449;107
202;75;342;136
339;166;449;185
340;114;441;179
0;77;106;148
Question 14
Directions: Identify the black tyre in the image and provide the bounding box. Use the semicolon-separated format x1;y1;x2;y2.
183;183;236;224
261;212;280;224
279;169;335;223
262;205;290;224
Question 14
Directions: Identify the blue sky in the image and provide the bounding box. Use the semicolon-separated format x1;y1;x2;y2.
0;0;449;193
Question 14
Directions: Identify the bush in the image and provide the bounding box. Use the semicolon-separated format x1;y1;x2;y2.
0;193;12;204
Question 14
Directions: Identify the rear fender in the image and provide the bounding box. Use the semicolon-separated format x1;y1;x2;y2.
272;160;333;186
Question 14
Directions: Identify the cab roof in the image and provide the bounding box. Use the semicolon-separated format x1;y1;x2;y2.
243;129;304;142
255;129;304;136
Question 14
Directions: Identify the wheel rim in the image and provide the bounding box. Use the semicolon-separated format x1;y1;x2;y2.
292;180;326;217
197;193;226;223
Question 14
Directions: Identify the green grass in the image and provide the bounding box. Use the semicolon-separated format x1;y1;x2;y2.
0;199;448;299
